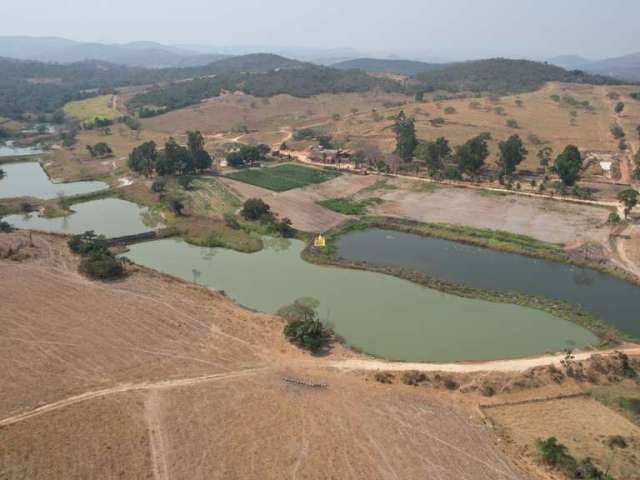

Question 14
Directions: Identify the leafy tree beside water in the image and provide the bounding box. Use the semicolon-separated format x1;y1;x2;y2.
278;298;329;352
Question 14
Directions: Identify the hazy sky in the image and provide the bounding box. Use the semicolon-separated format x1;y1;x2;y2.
4;0;640;60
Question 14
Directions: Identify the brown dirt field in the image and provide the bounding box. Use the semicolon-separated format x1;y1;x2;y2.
0;391;153;480
0;232;285;418
485;396;640;479
0;231;528;480
222;177;349;232
370;179;612;245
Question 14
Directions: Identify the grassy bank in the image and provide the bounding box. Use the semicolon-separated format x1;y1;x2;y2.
302;217;637;344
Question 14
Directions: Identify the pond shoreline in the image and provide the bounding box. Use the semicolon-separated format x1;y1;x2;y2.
302;217;638;345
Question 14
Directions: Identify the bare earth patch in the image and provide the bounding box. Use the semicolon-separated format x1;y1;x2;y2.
372;180;611;245
222;177;349;232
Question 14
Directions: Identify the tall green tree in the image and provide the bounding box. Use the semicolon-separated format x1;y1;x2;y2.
554;145;582;186
165;137;194;175
393;110;417;162
186;130;205;156
618;189;639;219
127;141;157;177
194;150;213;171
455;133;491;175
415;137;451;173
497;134;528;176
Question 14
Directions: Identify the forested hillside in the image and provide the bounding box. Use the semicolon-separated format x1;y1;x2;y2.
414;58;622;94
0;54;307;118
126;66;402;112
332;58;444;76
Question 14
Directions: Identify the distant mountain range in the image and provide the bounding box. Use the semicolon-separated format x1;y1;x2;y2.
548;52;640;82
0;36;230;68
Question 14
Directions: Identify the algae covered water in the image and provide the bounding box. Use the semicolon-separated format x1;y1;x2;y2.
124;237;597;362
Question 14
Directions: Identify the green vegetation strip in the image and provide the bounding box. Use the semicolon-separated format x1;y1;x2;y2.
226;164;341;192
317;197;383;215
302;216;637;344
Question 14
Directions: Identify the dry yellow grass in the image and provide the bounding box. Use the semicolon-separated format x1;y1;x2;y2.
44;123;168;182
332;83;621;170
486;396;640;479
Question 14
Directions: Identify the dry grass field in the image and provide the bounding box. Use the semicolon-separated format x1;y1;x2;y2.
333;83;623;170
0;231;528;480
137;82;635;176
140;91;409;137
43;124;168;182
486;396;640;479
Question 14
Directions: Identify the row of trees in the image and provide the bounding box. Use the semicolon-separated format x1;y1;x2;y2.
127;131;212;177
392;110;588;186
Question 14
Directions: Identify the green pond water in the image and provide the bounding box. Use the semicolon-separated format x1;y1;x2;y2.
5;198;159;238
0;162;107;199
124;237;598;362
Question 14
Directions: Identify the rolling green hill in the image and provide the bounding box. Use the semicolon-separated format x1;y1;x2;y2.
332;58;445;76
414;58;622;94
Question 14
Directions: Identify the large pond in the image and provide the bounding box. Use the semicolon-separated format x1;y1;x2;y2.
4;198;159;238
336;229;640;338
124;237;597;362
0;162;108;199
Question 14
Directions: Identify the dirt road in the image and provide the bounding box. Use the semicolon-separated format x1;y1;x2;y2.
330;347;640;373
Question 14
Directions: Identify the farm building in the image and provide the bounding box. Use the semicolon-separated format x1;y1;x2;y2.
308;145;352;164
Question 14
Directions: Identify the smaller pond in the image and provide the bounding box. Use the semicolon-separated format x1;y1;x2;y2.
336;229;640;338
0;162;108;199
0;141;45;157
4;198;160;238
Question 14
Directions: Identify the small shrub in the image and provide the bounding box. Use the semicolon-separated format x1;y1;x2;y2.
506;119;520;129
401;371;429;386
374;372;395;384
610;125;625;139
79;251;124;280
241;198;271;221
607;435;627;449
607;212;621;224
444;106;456;114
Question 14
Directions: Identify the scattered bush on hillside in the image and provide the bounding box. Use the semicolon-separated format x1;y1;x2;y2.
68;231;125;280
610;125;625;139
86;142;113;158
